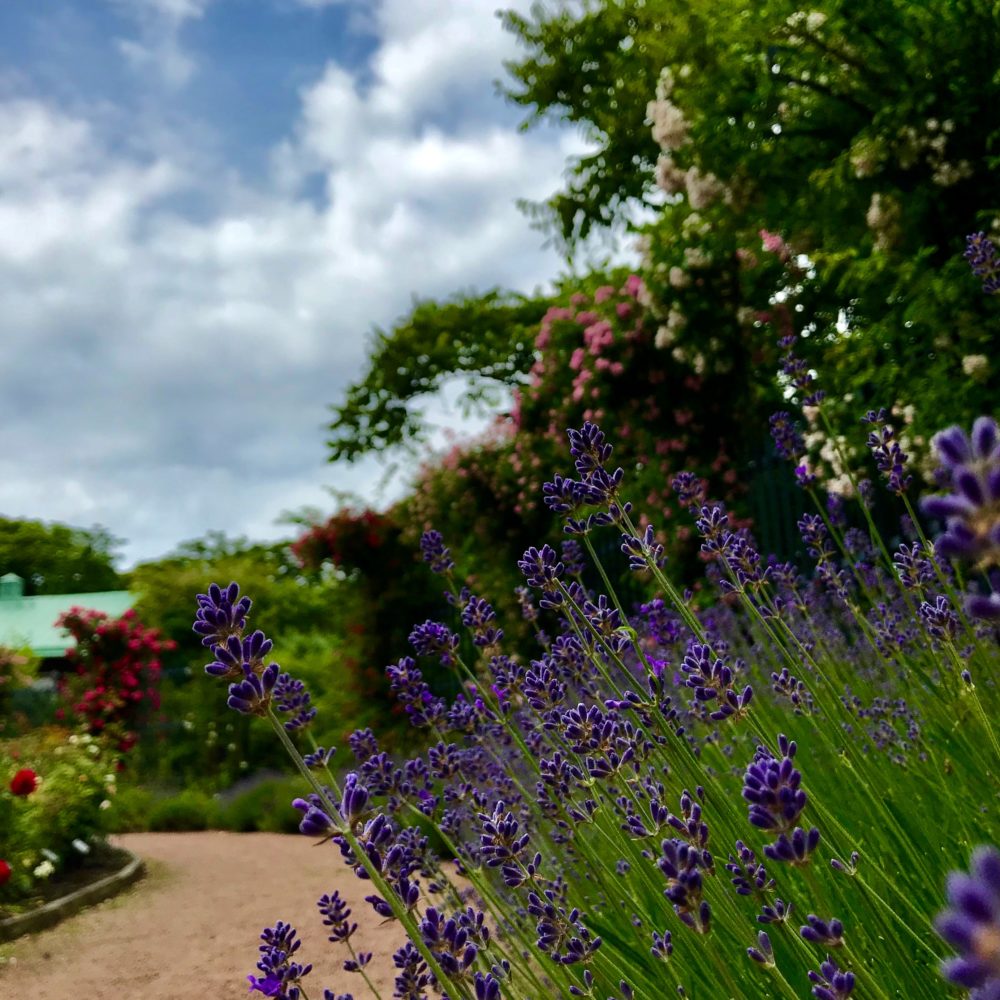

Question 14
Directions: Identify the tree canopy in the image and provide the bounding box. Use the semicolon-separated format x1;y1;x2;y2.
326;289;552;463
0;517;123;595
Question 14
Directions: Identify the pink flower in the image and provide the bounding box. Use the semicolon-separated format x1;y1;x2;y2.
623;274;644;298
616;302;633;319
594;285;615;303
569;347;586;371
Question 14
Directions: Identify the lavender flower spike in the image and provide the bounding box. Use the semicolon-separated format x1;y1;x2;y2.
921;417;1000;567
966;232;1000;294
935;845;1000;996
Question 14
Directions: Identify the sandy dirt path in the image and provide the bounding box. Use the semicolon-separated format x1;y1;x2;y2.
0;831;410;1000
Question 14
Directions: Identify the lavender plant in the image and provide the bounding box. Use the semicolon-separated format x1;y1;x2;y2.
192;414;999;997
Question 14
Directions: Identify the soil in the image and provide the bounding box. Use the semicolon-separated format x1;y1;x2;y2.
0;831;410;1000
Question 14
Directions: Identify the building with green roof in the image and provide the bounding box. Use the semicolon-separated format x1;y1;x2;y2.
0;573;133;659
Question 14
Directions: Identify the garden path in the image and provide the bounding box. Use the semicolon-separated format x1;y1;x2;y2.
0;831;405;1000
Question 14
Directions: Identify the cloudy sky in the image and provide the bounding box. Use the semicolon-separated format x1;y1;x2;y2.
0;0;585;566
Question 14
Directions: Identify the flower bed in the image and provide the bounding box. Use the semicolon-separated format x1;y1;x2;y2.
0;729;118;917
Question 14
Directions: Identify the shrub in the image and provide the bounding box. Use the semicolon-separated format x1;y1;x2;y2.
218;777;305;834
100;784;154;834
146;789;220;832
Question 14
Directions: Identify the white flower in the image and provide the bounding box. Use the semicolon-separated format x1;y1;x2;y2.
683;246;711;269
668;266;690;289
962;354;990;380
72;839;90;854
866;193;901;251
655;326;674;349
647;98;689;150
655;67;675;99
99;799;112;810
684;166;725;209
655;154;686;194
33;860;55;879
827;474;855;498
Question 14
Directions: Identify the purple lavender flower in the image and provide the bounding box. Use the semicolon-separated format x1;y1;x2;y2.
651;929;673;961
681;642;753;722
765;826;821;866
248;921;312;1000
568;421;613;474
518;545;565;608
779;333;825;406
392;942;431;1000
292;796;338;840
919;596;960;641
304;746;335;770
526;889;602;963
747;930;775;967
409;621;460;666
671;472;706;510
965;232;1000;294
474;971;502;1000
419;906;479;978
193;581;251;648
561;539;586;576
272;672;316;732
227;661;280;716
658;838;712;933
922;417;1000;568
863;408;911;494
462;596;504;649
808;957;855;999
759;898;793;925
621;524;665;571
935;845;1000;996
893;542;936;592
726;841;775;896
420;529;455;574
317;890;356;942
770;411;805;461
743;735;807;834
801;914;845;947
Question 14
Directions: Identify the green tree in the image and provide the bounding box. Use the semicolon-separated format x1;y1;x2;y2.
327;288;552;462
501;0;1000;464
0;518;123;595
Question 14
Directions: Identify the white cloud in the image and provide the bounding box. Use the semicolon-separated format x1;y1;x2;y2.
0;1;584;565
108;0;213;87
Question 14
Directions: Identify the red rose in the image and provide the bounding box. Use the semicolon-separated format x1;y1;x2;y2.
0;860;10;886
10;768;38;796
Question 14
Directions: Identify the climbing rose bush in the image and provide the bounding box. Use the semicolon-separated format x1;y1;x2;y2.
56;607;174;754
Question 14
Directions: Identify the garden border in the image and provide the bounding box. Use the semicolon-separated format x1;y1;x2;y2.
0;848;145;943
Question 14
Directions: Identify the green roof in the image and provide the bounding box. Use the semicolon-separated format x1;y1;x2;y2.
0;575;134;657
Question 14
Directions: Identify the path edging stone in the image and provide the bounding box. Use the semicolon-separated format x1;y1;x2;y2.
0;849;145;942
